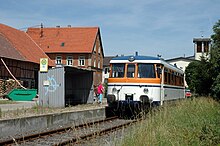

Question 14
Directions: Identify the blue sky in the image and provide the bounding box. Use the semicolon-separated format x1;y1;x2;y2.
0;0;219;59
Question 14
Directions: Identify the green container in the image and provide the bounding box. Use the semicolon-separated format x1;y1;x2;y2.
7;89;37;101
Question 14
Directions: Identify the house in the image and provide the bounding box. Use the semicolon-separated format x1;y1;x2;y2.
0;23;54;92
27;25;104;86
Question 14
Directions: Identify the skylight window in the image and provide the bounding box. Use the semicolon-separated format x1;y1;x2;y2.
61;42;65;47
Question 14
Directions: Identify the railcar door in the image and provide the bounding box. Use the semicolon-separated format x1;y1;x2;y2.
157;64;164;105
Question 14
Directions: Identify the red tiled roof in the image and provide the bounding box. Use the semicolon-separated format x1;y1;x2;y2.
26;27;99;53
0;23;54;66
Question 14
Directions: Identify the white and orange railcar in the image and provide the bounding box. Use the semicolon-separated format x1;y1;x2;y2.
107;55;185;111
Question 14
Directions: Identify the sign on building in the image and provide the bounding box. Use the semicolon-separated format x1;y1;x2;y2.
40;58;48;72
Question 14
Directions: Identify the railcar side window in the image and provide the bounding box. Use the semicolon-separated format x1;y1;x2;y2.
127;64;135;78
111;63;125;78
138;64;156;78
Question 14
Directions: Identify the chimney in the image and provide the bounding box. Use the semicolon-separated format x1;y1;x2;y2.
40;23;43;37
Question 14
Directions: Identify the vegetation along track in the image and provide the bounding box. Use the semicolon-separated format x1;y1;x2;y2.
0;116;137;146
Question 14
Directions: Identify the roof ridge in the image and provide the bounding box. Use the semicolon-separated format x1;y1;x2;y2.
29;26;99;29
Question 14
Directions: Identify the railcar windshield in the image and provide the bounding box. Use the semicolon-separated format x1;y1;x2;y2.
111;63;125;78
127;64;135;78
138;63;156;78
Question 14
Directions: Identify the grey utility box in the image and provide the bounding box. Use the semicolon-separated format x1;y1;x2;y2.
38;66;94;108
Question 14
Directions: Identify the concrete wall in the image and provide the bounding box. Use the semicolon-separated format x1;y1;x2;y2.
0;108;106;138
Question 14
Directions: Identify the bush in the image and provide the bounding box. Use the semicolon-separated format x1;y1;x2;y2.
211;74;220;101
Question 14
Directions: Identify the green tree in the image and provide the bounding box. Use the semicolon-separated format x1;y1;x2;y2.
185;57;212;96
210;20;220;100
212;74;220;100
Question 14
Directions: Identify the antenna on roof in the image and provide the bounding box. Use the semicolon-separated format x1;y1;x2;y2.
40;23;43;37
174;63;177;68
200;30;204;37
157;54;162;58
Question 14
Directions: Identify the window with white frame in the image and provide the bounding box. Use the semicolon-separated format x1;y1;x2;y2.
98;45;101;54
78;56;85;66
93;44;96;53
98;60;100;68
66;56;73;66
94;59;96;67
56;56;62;65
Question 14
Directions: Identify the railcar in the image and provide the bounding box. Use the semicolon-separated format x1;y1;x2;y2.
107;55;185;116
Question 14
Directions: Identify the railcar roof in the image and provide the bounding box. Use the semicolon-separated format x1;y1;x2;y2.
111;55;160;60
110;55;184;74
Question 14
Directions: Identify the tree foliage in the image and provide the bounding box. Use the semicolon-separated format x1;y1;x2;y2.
185;57;212;96
211;74;220;100
210;20;220;100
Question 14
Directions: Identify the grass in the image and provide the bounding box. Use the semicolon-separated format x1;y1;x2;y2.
0;100;17;104
118;97;220;146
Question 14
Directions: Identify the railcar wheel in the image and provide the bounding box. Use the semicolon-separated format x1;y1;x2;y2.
141;102;150;115
140;95;151;116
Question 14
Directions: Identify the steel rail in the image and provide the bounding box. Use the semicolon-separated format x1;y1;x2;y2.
54;118;138;146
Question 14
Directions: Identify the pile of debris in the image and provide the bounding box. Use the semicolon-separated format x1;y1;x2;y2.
0;79;22;97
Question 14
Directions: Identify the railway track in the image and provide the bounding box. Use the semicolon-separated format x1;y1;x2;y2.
0;116;137;146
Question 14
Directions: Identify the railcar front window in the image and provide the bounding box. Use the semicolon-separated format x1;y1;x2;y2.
111;64;125;78
138;64;156;78
127;64;135;78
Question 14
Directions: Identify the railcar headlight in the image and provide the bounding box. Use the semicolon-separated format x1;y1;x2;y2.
112;87;117;94
143;88;149;94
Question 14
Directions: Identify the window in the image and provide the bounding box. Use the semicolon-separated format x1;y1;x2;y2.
94;59;96;67
164;68;168;84
78;56;85;66
111;63;125;78
93;44;96;53
66;56;73;66
197;42;202;52
56;56;62;65
127;64;135;78
173;72;176;85
204;42;209;52
104;67;109;74
61;42;65;47
98;45;101;54
98;60;100;68
168;72;171;84
138;64;156;78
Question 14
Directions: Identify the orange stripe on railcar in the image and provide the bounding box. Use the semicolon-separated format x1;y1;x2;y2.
108;78;161;84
